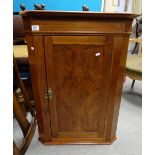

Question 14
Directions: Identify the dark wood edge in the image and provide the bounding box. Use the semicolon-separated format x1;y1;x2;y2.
126;69;142;76
13;93;30;136
38;136;117;145
126;70;142;81
19;116;36;154
13;56;35;116
13;12;19;15
24;31;132;36
20;10;139;19
13;141;20;155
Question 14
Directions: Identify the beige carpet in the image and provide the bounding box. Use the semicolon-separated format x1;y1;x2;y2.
13;77;142;155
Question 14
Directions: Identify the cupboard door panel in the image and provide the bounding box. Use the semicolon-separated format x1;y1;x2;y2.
44;36;113;139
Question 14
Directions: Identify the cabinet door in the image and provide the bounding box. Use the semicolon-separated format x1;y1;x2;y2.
44;36;113;140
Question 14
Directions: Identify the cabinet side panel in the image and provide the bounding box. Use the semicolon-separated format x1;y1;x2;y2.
98;36;114;138
104;35;129;140
111;36;130;138
26;35;44;137
26;35;52;141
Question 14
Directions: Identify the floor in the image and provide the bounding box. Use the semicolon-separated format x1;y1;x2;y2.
13;77;142;155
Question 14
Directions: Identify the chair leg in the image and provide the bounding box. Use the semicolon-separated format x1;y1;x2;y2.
132;42;138;54
131;80;135;88
13;141;21;155
13;93;30;136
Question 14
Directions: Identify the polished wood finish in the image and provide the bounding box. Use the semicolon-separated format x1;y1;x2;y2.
14;57;35;116
13;57;36;154
20;10;137;18
39;136;117;145
44;36;113;139
13;93;30;136
13;141;20;155
21;11;137;144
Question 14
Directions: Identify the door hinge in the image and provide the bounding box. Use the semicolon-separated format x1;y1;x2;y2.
44;88;52;99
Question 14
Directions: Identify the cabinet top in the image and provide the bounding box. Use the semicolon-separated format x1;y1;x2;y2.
20;10;138;19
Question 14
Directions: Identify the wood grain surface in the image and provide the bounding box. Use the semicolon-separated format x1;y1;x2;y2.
23;11;137;144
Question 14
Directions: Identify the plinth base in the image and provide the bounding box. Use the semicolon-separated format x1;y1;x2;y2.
38;136;117;145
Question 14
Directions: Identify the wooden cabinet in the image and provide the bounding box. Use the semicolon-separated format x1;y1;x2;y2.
21;11;137;144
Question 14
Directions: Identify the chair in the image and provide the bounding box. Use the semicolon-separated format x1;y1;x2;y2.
13;14;33;100
13;57;36;155
126;37;142;88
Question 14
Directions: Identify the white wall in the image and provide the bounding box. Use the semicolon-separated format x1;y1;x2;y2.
104;0;142;13
104;0;116;12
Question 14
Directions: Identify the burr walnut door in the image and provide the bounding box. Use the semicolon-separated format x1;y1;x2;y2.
44;36;113;140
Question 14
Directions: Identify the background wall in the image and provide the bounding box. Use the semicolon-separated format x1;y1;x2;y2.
104;0;116;12
14;0;142;13
104;0;142;13
13;0;103;12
